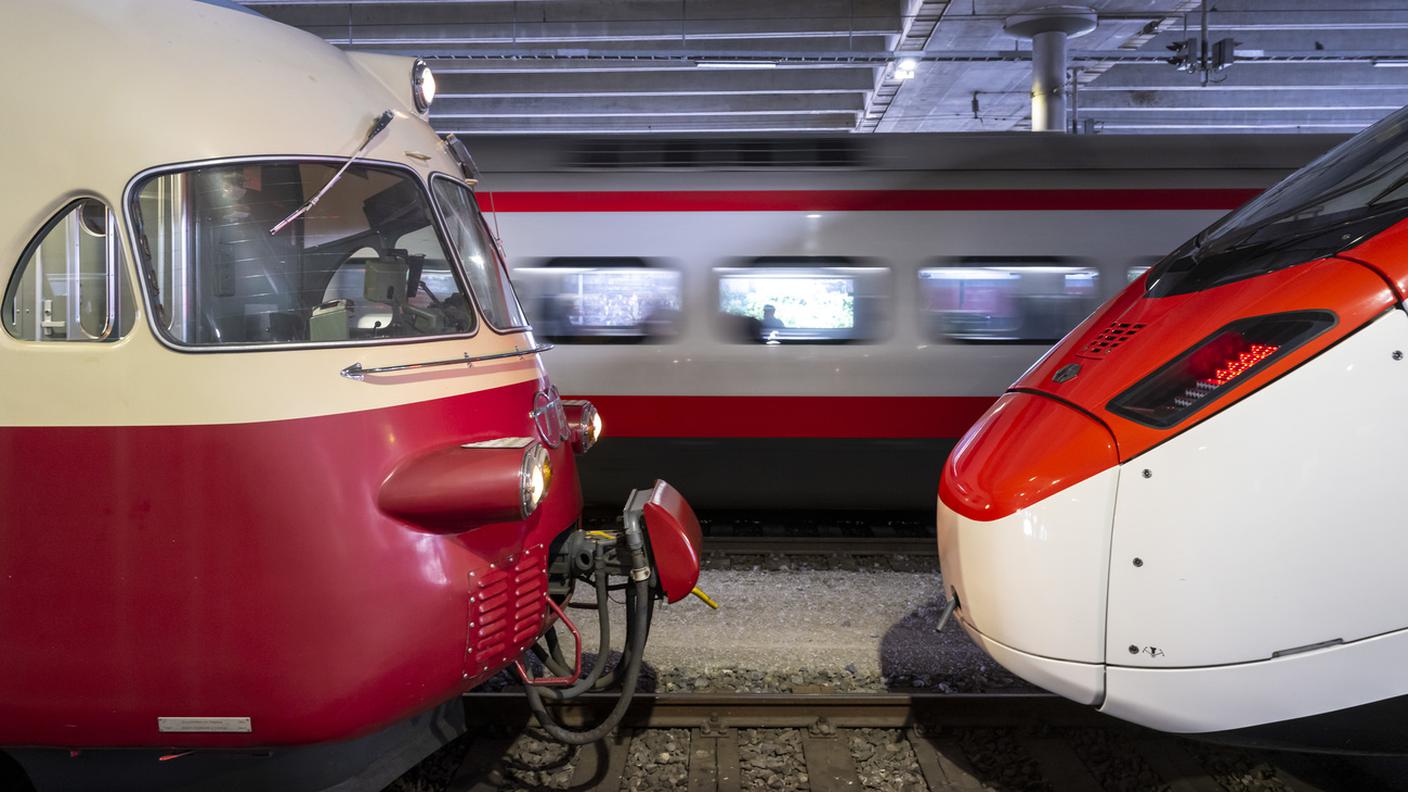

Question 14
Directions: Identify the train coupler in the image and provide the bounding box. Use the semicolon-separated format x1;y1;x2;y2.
516;480;704;744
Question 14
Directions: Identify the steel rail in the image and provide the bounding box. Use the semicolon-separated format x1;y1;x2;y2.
462;691;1106;731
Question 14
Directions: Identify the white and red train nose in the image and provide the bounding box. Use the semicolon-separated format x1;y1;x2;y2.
937;392;1118;706
938;245;1408;752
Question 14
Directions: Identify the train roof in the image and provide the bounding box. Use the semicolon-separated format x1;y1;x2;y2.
0;0;451;269
460;133;1347;175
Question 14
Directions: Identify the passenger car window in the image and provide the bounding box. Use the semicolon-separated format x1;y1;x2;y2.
716;257;889;344
431;177;529;331
4;199;133;342
129;162;475;346
918;258;1099;343
515;258;682;343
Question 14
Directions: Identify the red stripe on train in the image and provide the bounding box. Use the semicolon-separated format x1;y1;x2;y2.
481;188;1262;213
573;395;997;439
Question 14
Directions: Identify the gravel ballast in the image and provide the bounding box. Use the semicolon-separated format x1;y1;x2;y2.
560;565;1031;695
850;728;926;792
739;728;808;791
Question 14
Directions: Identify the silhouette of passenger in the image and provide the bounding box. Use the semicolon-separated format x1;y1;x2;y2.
760;304;784;330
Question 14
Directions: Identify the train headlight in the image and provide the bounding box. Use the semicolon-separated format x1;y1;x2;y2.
1108;310;1336;428
412;59;436;112
520;443;553;517
563;400;603;454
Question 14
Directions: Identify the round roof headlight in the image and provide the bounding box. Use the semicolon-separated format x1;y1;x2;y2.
412;59;436;113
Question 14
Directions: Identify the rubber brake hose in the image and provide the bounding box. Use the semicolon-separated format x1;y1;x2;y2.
533;551;614;701
521;574;650;744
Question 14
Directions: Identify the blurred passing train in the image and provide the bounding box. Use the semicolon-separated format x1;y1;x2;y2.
465;134;1339;510
0;3;700;791
940;105;1408;752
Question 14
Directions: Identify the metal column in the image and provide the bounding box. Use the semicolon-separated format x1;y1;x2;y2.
1004;6;1097;132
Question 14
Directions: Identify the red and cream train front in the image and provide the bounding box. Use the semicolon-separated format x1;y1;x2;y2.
0;2;699;790
939;105;1408;752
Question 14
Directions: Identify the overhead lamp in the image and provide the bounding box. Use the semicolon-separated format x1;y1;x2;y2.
1373;59;1408;68
412;59;436;111
695;60;778;69
894;56;919;80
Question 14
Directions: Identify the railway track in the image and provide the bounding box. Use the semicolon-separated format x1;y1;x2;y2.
402;692;1393;792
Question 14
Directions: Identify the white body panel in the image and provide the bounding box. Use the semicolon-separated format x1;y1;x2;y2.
938;308;1408;736
1104;625;1408;733
937;468;1120;664
1107;308;1408;668
959;622;1105;705
492;208;1225;398
466;135;1337;404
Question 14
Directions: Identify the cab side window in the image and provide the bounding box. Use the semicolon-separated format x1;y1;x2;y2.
918;257;1099;343
715;257;891;344
515;257;683;343
4;199;134;342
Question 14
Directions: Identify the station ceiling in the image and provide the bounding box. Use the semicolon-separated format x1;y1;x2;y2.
239;0;1408;135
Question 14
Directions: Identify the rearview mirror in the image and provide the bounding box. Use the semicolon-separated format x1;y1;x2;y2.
443;134;482;184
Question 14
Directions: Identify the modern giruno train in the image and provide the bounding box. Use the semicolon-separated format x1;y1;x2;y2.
463;133;1340;512
939;105;1408;752
0;3;702;791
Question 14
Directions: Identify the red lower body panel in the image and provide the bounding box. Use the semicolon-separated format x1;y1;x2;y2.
0;380;581;749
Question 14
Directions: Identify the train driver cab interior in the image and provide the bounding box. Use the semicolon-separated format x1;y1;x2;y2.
126;162;524;348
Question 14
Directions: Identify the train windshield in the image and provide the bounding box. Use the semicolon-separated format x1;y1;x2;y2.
1151;105;1408;295
129;162;476;346
431;177;529;331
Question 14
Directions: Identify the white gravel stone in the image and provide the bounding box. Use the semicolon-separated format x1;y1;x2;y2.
564;567;1030;692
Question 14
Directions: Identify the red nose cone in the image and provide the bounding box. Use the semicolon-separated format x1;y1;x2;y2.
940;393;1118;522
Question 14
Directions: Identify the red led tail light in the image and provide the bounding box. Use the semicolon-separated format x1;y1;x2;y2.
1108;310;1336;429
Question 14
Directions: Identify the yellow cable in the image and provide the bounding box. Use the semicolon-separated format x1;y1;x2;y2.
691;586;720;609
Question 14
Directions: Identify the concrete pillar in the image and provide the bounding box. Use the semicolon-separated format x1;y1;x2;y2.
1005;6;1097;132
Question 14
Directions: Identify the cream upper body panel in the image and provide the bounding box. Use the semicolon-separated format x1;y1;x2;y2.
0;0;455;251
0;0;542;428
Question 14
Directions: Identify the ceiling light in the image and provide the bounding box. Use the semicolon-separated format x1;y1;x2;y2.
1373;59;1408;68
695;60;778;69
894;56;919;80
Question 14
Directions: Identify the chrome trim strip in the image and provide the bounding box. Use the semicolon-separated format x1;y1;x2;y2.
340;342;552;379
461;437;533;449
100;206;119;340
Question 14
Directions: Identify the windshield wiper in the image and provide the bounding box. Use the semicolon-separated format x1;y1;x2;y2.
269;110;394;236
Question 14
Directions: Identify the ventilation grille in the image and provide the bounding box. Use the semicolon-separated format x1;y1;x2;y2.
565;138;863;170
1080;322;1147;358
466;544;548;678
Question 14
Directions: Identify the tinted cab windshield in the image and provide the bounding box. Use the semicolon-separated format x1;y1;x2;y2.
1150;106;1408;296
130;162;478;346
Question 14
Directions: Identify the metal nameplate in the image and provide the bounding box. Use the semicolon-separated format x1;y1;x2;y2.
158;717;252;733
